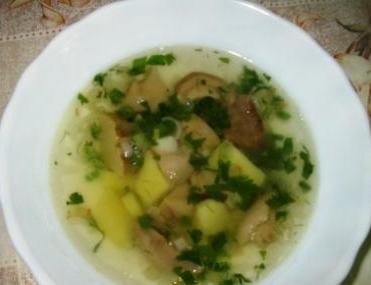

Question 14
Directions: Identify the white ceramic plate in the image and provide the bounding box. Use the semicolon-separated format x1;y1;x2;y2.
1;0;371;284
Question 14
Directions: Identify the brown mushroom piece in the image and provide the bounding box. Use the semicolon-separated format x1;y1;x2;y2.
126;68;170;111
133;223;179;270
133;222;197;271
175;72;229;102
157;152;194;185
236;195;276;247
225;96;266;151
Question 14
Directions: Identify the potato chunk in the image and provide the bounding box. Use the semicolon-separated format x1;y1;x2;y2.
209;140;265;186
122;192;143;217
135;151;172;206
81;171;134;248
193;199;230;236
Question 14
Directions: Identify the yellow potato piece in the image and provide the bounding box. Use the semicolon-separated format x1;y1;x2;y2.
82;170;134;248
193;199;230;236
209;140;265;186
135;151;172;207
122;192;143;217
90;189;133;248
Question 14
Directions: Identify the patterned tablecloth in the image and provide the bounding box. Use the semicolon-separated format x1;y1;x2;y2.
0;0;370;284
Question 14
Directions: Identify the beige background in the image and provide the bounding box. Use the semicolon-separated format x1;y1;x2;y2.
0;0;370;284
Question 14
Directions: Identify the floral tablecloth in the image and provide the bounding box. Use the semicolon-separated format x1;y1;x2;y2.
0;0;370;284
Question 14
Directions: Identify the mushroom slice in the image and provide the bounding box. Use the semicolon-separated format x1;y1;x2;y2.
175;72;228;102
157;152;193;185
236;195;276;247
133;223;178;270
133;222;197;271
126;68;170;111
225;96;266;150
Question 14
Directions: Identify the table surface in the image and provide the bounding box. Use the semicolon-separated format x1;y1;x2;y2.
0;0;370;285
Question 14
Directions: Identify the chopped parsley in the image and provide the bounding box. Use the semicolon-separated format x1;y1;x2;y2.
66;192;84;205
89;122;102;140
77;93;89;104
219;57;230;64
138;214;153;229
188;161;259;210
184;132;205;151
299;180;312;192
276;210;289;221
82;141;105;170
174;231;250;285
128;95;193;146
184;132;208;170
266;191;294;209
147;53;176;66
116;106;135;123
158;94;194;121
107;88;125;105
193;96;230;136
93;72;107;86
276;110;291;120
233;66;270;94
157;118;177;138
299;146;314;179
128;53;176;76
246;134;297;173
188;152;209;171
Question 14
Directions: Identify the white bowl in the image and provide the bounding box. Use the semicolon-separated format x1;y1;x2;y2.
1;0;371;284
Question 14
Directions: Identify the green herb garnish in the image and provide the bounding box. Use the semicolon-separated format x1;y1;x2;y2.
184;132;205;151
66;192;84;205
193;96;230;136
299;146;314;179
82;141;105;169
233;66;270;94
219;57;230;64
93;72;107;86
89;122;102;140
266;191;294;209
138;214;153;229
147;53;176;66
77;93;89;104
107;88;125;105
174;231;250;285
188;152;209;171
127;53;176;75
299;180;312;192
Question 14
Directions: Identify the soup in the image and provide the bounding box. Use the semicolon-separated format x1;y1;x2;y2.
50;46;316;285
